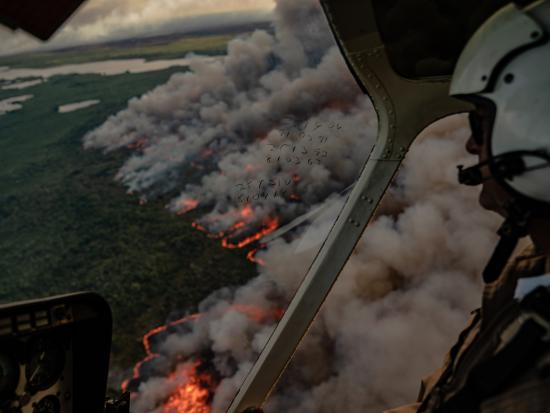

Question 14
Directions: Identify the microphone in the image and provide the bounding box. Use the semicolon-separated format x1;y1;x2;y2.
457;163;484;186
457;149;549;187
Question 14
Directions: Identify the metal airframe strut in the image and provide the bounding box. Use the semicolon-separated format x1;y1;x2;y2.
227;1;473;411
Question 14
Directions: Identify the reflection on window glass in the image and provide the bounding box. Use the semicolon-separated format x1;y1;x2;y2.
269;115;500;412
0;0;376;411
373;0;509;79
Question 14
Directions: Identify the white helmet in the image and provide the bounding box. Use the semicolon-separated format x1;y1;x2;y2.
451;0;550;207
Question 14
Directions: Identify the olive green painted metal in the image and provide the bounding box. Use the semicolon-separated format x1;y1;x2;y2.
226;2;473;412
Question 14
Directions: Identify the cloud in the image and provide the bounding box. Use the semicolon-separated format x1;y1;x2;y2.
0;0;275;56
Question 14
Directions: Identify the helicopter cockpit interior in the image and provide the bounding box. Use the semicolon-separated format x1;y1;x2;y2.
0;1;531;412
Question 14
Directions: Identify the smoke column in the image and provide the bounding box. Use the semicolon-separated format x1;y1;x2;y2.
84;0;501;412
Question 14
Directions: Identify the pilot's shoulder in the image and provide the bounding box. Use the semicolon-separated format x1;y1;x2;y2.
382;402;421;413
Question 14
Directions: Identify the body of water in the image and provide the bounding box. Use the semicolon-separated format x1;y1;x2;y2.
58;100;101;113
0;95;33;115
0;56;216;81
2;79;44;90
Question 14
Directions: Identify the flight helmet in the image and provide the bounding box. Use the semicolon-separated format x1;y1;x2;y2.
450;0;550;282
452;0;550;206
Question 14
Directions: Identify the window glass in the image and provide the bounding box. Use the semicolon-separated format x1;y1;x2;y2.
0;0;376;410
268;114;500;412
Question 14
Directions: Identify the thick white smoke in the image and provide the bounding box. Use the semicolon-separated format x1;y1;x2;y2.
83;0;502;412
83;0;368;230
263;116;501;413
126;115;500;413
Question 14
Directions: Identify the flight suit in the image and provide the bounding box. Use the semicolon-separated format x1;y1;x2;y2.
385;244;549;413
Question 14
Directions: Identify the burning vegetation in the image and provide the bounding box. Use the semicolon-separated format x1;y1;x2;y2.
161;361;214;413
182;203;280;263
220;217;279;250
175;199;200;215
84;0;502;412
124;305;283;412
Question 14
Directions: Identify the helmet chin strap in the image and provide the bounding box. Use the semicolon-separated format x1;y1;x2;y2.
457;149;550;187
456;150;548;283
482;202;531;283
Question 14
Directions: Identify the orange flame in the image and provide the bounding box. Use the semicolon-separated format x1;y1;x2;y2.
221;217;279;249
200;148;215;159
127;137;149;150
162;362;213;413
159;305;283;412
192;221;226;239
246;249;266;266
176;199;199;215
228;221;246;232
123;305;283;393
231;304;283;323
122;314;199;393
191;206;253;241
191;221;209;233
240;205;253;219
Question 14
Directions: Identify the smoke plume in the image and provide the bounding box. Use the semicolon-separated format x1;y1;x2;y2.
84;0;501;412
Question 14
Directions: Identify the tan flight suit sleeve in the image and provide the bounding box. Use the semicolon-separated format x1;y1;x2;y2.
382;310;481;413
381;367;443;413
384;245;546;413
382;403;421;413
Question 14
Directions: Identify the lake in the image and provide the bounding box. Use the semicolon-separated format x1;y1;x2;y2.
0;56;216;81
58;100;101;113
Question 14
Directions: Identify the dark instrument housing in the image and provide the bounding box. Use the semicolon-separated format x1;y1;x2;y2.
0;0;87;40
0;292;112;412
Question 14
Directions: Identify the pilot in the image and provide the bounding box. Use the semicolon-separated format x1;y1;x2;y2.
386;1;550;412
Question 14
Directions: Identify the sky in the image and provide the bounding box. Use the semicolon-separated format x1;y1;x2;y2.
0;0;275;56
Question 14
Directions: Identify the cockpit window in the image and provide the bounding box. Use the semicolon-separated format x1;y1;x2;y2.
0;0;506;411
0;0;376;409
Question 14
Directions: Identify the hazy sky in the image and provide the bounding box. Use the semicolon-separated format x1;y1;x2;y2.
0;0;275;56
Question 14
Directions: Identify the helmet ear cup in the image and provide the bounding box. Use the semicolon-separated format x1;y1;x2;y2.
488;42;550;205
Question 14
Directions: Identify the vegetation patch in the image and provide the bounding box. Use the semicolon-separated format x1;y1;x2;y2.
0;67;256;369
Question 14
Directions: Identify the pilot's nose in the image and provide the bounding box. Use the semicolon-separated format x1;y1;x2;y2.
465;135;481;156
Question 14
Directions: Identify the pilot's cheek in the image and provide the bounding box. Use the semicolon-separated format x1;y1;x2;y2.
465;135;481;156
479;175;511;217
